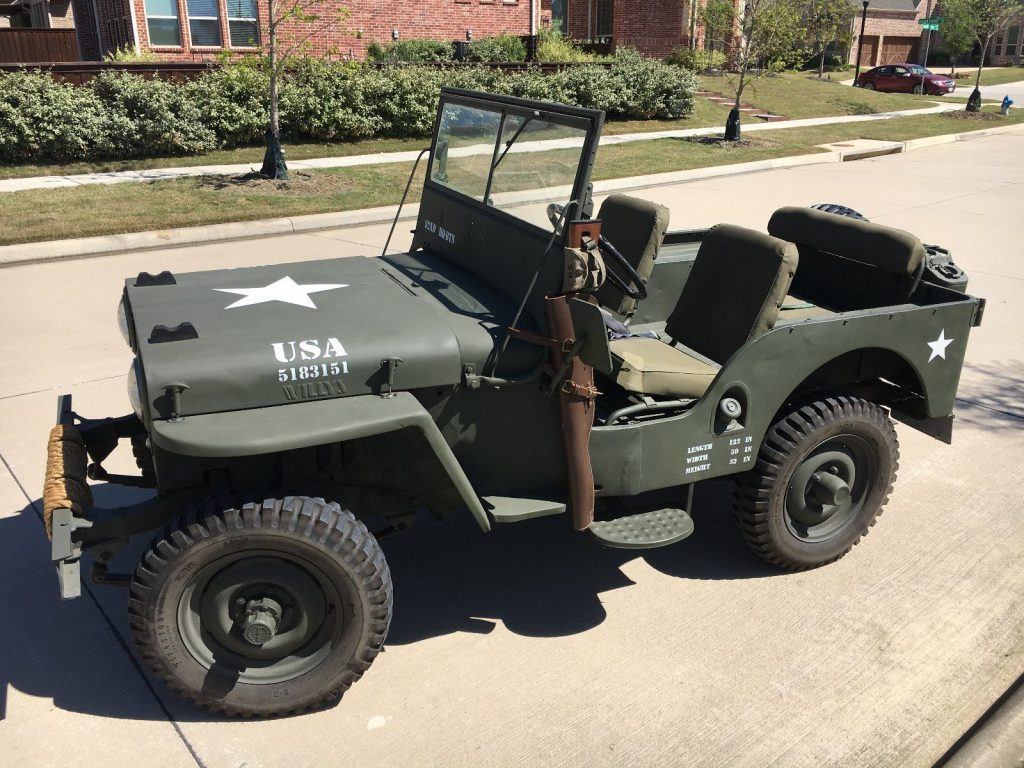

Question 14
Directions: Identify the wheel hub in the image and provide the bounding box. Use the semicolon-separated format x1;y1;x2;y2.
783;436;876;543
239;597;283;646
809;469;851;507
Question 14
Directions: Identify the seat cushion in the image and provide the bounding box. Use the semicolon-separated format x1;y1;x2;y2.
609;337;720;398
595;194;670;317
665;224;798;365
777;294;833;321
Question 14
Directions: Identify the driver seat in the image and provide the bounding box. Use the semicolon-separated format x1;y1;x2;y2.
595;194;670;317
608;224;798;399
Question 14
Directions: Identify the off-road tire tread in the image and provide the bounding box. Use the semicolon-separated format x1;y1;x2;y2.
732;396;899;571
127;495;392;717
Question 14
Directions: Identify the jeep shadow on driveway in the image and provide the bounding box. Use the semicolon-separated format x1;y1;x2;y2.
38;88;984;717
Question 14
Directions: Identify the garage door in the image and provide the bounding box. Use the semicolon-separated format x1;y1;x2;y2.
880;36;920;64
859;35;879;66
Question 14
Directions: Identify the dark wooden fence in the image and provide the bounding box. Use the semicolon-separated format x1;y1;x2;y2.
0;29;80;64
0;61;217;84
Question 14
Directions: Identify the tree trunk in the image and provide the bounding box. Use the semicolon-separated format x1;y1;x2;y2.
818;47;826;79
261;25;288;179
727;67;746;140
967;35;989;112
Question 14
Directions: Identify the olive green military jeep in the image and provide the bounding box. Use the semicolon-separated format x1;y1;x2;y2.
42;89;983;716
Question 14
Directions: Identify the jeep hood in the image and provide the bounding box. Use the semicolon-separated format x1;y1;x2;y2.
127;256;474;419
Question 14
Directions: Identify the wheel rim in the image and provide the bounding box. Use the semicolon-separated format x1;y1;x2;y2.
784;434;876;543
914;85;923;94
177;551;344;685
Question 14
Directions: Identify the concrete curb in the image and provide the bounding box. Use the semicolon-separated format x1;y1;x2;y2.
2;121;1022;268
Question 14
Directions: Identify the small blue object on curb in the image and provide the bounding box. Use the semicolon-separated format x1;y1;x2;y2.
1002;95;1015;115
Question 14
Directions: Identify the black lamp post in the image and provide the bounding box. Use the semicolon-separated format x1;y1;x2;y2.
853;0;869;86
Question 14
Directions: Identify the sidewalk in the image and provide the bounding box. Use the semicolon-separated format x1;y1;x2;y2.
0;102;964;194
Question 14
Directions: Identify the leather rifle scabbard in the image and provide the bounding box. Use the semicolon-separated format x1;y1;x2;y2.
545;295;597;530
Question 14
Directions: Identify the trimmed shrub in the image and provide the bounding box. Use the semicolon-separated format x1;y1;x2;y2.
92;70;217;156
666;46;727;73
367;39;454;63
535;29;598;63
0;70;108;162
185;59;268;146
467;34;528;62
0;55;697;164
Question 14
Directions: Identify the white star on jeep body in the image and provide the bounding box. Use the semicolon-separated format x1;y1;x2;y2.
215;276;348;309
927;329;954;362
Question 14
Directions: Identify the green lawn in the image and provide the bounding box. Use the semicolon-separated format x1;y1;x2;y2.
697;71;930;117
0;72;941;182
929;66;1024;87
2;107;1019;248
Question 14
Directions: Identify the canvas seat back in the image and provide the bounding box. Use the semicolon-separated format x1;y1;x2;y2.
664;224;799;365
595;194;670;317
767;206;926;310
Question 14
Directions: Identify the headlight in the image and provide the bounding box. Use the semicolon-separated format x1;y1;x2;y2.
127;359;144;420
117;294;131;346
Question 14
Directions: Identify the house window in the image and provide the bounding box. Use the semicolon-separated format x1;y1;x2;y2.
595;0;613;38
550;0;566;34
144;0;181;46
1008;25;1020;56
187;0;221;46
227;0;259;47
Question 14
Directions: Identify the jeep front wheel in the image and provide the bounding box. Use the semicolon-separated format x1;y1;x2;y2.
732;397;899;571
128;496;392;717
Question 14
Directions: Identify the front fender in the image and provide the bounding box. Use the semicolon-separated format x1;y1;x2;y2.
150;392;490;531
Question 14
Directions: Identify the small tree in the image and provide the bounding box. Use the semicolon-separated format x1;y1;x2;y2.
938;2;977;77
940;0;1024;110
259;0;349;179
805;0;855;78
725;0;803;139
700;0;738;60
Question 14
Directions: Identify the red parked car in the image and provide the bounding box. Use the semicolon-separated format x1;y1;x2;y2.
857;64;956;95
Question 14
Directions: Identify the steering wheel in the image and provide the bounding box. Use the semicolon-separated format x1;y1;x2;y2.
598;235;648;300
546;202;565;229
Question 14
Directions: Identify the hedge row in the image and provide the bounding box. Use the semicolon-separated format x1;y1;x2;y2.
0;55;697;164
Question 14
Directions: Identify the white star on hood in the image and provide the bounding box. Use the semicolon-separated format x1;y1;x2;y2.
215;276;348;309
927;329;954;362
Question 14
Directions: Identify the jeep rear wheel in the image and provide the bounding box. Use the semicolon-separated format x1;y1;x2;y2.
128;496;392;717
732;397;899;571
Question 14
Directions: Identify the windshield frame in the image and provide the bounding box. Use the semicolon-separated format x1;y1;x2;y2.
424;88;604;239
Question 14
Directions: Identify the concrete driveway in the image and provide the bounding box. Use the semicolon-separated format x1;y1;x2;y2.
1;132;1022;768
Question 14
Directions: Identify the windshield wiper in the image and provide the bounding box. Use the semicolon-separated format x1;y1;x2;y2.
492;117;534;171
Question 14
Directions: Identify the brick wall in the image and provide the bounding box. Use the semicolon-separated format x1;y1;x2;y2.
49;0;77;28
565;0;741;58
98;0;530;61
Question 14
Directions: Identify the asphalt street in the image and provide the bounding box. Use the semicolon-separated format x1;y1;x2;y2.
1;131;1022;768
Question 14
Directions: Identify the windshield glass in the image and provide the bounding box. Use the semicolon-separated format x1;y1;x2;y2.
909;65;932;75
430;101;590;230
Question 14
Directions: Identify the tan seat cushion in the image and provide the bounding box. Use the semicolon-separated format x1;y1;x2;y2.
777;294;833;321
609;337;720;398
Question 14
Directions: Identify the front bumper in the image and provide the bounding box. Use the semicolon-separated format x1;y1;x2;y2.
44;394;164;600
45;396;95;599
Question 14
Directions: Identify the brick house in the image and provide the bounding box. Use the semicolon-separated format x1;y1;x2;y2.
0;0;75;28
547;0;718;58
70;0;537;61
848;0;928;68
988;19;1023;64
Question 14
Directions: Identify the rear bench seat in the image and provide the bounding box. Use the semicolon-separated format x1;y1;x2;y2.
768;206;927;317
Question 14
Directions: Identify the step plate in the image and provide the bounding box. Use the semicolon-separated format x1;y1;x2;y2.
588;508;695;550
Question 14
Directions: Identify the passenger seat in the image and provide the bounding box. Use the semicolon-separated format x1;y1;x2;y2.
607;224;798;399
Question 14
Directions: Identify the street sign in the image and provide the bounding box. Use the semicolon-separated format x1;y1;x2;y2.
918;16;944;29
